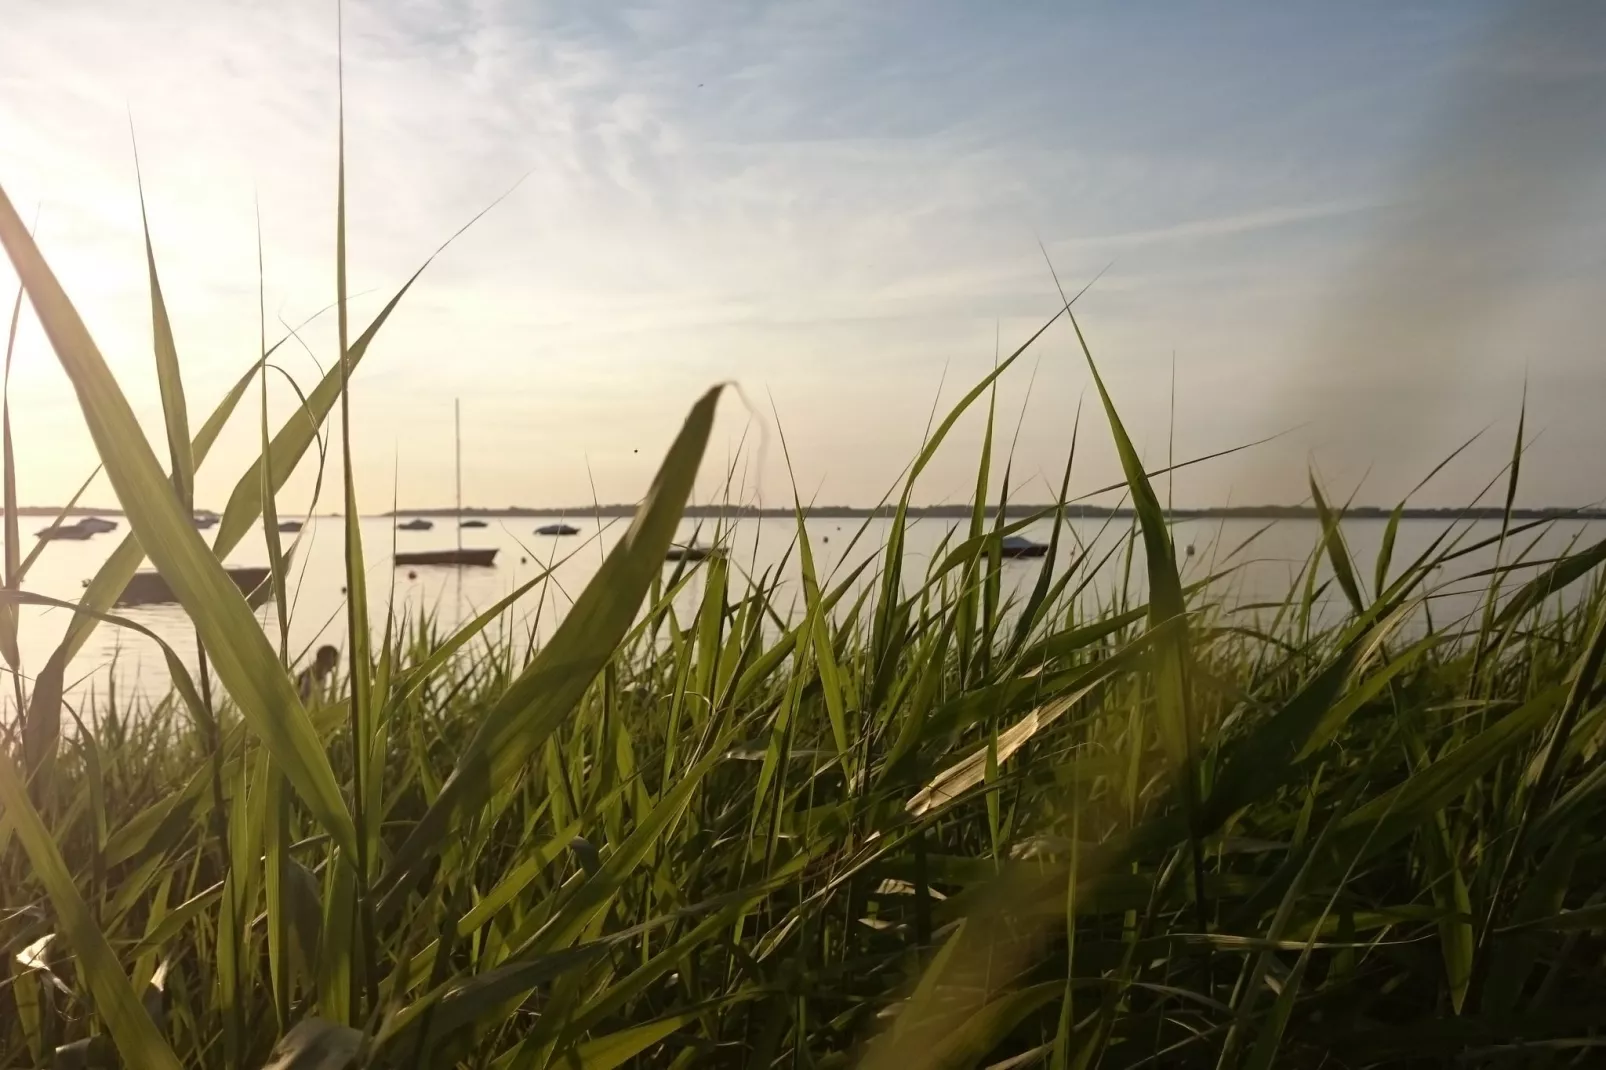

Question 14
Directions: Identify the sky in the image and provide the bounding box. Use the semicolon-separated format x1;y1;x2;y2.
2;0;1605;513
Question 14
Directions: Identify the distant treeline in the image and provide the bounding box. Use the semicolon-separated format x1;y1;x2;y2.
390;504;1606;522
10;504;1605;522
5;506;124;517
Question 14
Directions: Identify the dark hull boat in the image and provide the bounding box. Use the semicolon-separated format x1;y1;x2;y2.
666;544;714;562
36;523;95;541
1000;535;1049;559
394;548;498;568
117;565;273;606
536;523;579;536
394;402;496;569
278;520;303;533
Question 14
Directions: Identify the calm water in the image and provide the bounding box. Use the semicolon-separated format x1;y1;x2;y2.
7;513;1604;707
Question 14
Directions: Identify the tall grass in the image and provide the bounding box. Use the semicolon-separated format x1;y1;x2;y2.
6;130;1606;1070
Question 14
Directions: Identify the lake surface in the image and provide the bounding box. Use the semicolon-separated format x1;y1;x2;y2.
8;513;1604;707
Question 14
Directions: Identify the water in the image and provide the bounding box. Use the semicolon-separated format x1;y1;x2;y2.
7;513;1604;708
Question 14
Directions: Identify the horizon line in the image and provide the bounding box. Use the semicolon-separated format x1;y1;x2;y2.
11;504;1606;521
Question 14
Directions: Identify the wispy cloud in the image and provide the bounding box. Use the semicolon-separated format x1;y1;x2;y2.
2;0;1603;510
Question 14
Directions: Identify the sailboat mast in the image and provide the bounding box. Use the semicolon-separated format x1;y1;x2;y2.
455;398;463;553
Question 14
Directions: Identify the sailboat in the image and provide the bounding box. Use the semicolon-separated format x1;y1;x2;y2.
395;399;498;568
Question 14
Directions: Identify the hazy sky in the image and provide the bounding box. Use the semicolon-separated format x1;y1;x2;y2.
3;1;1604;512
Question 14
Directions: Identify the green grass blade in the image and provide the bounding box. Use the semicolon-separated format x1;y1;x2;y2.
1060;298;1203;923
871;307;1064;686
1;249;24;674
0;747;182;1070
1309;475;1367;614
1012;402;1081;658
255;212;290;659
563;1013;693;1069
1478;385;1527;648
1489;536;1606;633
210;204;509;560
132;139;192;509
0;178;357;860
377;386;723;913
24;351;262;741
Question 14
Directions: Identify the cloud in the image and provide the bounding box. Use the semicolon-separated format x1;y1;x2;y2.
2;0;1604;513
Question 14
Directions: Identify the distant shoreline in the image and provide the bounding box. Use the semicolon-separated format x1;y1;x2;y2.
10;505;1606;522
397;504;1606;521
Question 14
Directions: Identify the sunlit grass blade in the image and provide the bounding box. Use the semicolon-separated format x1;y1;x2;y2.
1058;292;1203;925
24;351;263;744
870;306;1065;691
0;745;182;1069
0;178;357;860
562;1013;694;1069
1310;474;1367;615
255;211;290;660
377;386;723;914
132;135;193;510
1011;401;1081;658
1;238;25;675
210;192;516;560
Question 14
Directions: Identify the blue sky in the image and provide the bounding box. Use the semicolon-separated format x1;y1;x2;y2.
3;1;1603;510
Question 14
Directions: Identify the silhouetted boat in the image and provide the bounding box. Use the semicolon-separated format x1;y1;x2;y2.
1000;535;1049;559
395;401;496;570
397;518;433;531
536;523;579;536
666;544;717;562
394;548;498;568
77;517;118;533
117;564;274;606
193;513;219;529
278;520;303;533
36;521;95;541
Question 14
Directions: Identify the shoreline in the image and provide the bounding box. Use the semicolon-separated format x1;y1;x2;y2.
12;505;1606;522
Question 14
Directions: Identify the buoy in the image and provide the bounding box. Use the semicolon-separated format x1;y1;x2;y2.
408;570;418;579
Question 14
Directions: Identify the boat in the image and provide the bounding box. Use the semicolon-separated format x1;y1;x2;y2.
1000;535;1049;559
36;521;95;541
76;516;118;533
278;520;304;533
116;564;273;607
193;513;219;529
666;543;717;562
395;400;497;569
394;548;499;568
536;523;579;536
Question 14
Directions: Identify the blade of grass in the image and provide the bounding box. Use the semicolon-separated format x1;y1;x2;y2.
131;129;192;511
0;746;182;1070
0;178;358;860
376;386;723;916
